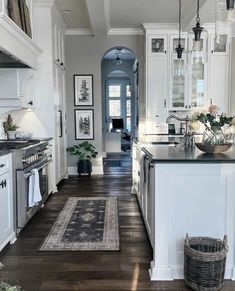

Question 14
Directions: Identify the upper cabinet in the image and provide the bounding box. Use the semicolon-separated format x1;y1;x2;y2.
148;34;168;56
52;18;65;70
169;34;188;110
143;24;231;134
0;0;42;69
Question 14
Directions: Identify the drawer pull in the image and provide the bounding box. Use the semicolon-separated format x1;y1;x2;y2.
0;180;6;188
0;164;5;168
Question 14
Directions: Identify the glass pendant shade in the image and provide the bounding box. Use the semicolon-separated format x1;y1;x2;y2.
188;0;208;64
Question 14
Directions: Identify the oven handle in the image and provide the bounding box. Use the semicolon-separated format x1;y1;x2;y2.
23;160;52;178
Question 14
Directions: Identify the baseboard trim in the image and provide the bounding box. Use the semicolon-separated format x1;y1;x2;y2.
68;165;104;175
150;263;234;281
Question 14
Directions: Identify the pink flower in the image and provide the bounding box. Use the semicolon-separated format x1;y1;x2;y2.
208;105;220;114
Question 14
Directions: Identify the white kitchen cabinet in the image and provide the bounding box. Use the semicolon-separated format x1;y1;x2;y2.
210;34;229;55
208;34;230;112
0;154;16;251
133;143;154;246
32;2;68;191
148;34;168;56
52;19;65;70
145;56;168;133
54;64;67;183
208;55;229;112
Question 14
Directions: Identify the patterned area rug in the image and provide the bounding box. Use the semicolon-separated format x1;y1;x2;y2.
40;197;119;251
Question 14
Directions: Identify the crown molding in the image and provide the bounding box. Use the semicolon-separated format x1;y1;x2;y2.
142;23;178;32
107;28;143;35
65;28;93;36
34;0;55;7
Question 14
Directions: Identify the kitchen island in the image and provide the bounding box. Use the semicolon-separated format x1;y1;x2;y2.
132;136;235;281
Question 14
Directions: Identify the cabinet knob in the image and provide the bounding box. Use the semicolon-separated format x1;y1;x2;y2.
0;164;5;168
28;101;33;106
211;50;214;54
155;115;159;117
56;59;60;62
185;105;188;108
0;179;6;188
164;50;167;54
60;62;64;66
189;105;191;109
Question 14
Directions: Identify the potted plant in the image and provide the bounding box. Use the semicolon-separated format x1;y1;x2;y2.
67;141;98;176
3;114;18;140
0;280;24;290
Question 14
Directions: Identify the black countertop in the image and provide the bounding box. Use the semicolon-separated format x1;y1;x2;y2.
134;136;235;163
0;150;12;157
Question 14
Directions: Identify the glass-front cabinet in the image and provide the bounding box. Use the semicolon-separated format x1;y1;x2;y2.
169;35;188;110
190;57;206;109
170;34;208;110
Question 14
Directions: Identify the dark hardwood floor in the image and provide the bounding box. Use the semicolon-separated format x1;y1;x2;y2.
0;155;235;290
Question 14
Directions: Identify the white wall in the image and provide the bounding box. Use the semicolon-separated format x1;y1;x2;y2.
65;35;144;172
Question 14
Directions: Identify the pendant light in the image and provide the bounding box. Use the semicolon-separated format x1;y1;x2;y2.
226;0;235;21
175;0;184;59
192;0;204;42
188;0;208;64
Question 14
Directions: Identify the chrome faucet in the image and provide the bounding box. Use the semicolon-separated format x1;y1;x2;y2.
166;114;190;135
166;115;195;147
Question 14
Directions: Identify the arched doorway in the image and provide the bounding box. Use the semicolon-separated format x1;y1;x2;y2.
101;47;138;156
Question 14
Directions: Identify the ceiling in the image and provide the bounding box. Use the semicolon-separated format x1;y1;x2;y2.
56;0;213;35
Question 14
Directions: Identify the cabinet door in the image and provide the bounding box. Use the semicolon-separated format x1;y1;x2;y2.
146;56;168;133
145;162;155;246
169;35;188;110
55;68;67;183
148;35;168;56
170;56;188;110
188;55;208;109
209;55;229;112
211;34;229;55
0;172;13;247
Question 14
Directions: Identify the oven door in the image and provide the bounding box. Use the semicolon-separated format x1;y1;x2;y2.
16;160;52;231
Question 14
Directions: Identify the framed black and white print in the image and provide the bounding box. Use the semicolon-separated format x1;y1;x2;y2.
74;74;93;106
75;109;94;140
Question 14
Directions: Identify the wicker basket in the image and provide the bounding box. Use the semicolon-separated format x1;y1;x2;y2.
184;234;228;291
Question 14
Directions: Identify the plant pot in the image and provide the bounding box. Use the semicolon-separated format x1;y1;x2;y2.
7;131;16;140
78;160;92;176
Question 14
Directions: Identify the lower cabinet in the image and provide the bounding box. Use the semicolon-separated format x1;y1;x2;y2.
132;144;154;246
0;154;15;251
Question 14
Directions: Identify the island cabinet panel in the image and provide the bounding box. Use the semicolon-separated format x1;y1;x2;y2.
0;153;16;251
150;163;235;281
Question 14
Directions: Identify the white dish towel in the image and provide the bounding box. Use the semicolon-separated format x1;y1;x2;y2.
28;169;42;207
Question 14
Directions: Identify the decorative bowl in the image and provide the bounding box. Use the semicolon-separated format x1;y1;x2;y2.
195;143;232;153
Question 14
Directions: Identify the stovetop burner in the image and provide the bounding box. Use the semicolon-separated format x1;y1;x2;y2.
0;140;41;150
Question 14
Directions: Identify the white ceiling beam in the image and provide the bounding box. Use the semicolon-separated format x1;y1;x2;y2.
182;0;208;31
84;0;110;36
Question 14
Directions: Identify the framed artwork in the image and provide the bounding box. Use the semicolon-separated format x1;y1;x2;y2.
75;109;94;140
74;74;93;106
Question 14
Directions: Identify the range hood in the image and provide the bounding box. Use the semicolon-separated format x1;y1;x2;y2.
0;14;42;69
0;50;30;68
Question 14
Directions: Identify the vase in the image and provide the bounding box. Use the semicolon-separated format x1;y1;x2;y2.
202;128;231;145
7;131;16;140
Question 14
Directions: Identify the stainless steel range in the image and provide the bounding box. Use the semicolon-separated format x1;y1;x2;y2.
0;140;52;234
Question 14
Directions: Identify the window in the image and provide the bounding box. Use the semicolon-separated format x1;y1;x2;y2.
106;81;132;132
109;100;120;116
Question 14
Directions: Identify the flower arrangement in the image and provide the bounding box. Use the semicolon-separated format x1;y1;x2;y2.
190;105;235;145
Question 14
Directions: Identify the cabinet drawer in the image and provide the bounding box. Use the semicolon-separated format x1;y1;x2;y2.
0;154;11;175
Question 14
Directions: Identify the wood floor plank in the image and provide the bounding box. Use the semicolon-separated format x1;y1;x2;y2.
0;155;234;290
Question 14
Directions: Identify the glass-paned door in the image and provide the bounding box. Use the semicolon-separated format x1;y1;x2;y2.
106;80;132;132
